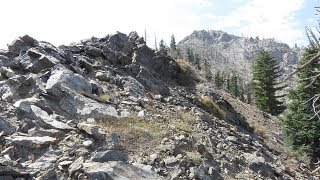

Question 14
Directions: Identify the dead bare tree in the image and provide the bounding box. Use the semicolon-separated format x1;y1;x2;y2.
300;159;320;176
285;5;320;174
285;29;320;80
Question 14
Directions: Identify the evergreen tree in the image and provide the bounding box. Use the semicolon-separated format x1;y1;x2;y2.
239;83;245;102
170;34;176;50
159;39;165;50
176;48;182;59
154;33;158;51
186;48;195;64
252;50;285;115
194;53;201;69
229;73;239;97
226;75;230;91
203;58;212;80
214;70;224;89
245;83;252;104
284;47;320;158
239;89;245;101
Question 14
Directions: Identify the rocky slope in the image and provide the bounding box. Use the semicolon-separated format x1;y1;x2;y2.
0;32;315;179
178;30;301;82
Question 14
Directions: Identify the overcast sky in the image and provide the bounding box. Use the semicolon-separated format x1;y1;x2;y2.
0;0;318;49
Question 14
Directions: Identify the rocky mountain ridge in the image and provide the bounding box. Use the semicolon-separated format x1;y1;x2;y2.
0;32;315;179
178;30;301;82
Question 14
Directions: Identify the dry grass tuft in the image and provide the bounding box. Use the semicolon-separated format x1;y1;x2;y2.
196;83;205;94
248;119;268;139
176;59;202;82
100;94;110;101
198;95;226;120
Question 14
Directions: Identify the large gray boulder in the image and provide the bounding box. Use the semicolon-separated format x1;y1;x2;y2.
243;153;276;178
121;76;146;97
20;48;60;73
46;64;92;97
0;55;10;67
44;63;118;120
57;86;118;119
7;35;38;56
0;117;16;136
84;46;104;57
26;149;59;176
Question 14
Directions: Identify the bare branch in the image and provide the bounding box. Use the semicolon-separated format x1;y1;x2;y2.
304;73;320;88
310;166;320;175
285;51;320;80
300;162;320;176
311;96;320;120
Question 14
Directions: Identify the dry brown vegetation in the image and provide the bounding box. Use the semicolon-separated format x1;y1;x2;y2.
248;119;268;139
176;59;202;82
98;109;197;154
198;95;226;120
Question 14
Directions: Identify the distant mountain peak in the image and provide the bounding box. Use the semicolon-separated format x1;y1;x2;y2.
178;29;300;82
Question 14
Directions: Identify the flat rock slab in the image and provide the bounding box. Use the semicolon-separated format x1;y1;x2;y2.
69;156;84;177
30;105;75;130
26;150;59;175
83;161;159;180
0;165;28;177
90;150;128;163
10;136;57;148
77;123;106;139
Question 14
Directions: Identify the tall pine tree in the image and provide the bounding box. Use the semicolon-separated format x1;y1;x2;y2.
229;72;239;97
284;47;320;158
203;58;212;81
170;34;176;50
159;39;165;50
186;48;195;64
252;50;285;115
214;70;224;89
194;53;201;69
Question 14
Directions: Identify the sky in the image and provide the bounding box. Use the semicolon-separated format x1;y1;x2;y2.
0;0;318;49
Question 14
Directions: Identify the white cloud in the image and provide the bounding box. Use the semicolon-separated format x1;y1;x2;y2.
0;0;213;49
0;0;311;49
212;0;306;45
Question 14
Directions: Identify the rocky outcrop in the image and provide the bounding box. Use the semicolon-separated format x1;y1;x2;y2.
178;30;301;81
0;32;312;179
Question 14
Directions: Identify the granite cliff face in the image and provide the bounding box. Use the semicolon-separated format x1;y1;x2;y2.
178;30;301;81
0;32;315;179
